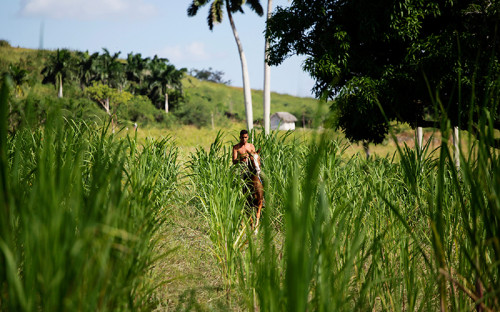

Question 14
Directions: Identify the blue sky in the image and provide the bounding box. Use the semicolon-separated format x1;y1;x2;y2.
0;0;316;98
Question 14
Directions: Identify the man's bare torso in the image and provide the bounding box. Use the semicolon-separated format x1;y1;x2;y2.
232;142;256;164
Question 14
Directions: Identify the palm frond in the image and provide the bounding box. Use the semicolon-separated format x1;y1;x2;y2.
208;0;224;30
246;0;264;16
228;0;243;13
187;0;210;16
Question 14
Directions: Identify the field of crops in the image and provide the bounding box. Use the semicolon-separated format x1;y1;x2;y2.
1;77;499;311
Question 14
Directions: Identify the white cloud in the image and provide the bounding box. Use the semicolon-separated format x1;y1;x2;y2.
20;0;157;20
156;42;217;63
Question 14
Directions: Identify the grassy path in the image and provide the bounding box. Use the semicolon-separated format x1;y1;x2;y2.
152;186;243;311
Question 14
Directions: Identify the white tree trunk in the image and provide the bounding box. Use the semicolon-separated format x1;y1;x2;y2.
263;0;273;135
58;76;63;98
227;6;253;131
164;92;169;113
105;97;110;115
453;126;460;169
416;126;423;151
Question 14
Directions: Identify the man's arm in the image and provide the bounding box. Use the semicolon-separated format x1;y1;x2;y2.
232;146;238;164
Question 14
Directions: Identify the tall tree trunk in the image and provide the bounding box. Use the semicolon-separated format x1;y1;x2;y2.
453;126;460;169
263;0;273;135
164;91;169;113
105;97;110;115
363;140;370;159
58;75;63;98
227;4;253;131
416;126;423;151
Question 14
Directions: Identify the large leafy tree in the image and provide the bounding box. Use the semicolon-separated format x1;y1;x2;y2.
267;0;500;145
41;49;73;98
85;81;132;132
188;0;264;131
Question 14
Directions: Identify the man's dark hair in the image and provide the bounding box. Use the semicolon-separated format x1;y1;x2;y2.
240;129;248;136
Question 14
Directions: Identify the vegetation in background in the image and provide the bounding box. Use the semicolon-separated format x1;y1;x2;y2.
0;45;319;131
189;67;231;85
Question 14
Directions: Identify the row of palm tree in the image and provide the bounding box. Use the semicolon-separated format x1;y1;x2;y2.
41;48;186;112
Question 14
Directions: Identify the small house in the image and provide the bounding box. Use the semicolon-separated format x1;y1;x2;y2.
270;112;298;130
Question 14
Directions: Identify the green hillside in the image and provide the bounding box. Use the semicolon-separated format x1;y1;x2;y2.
0;44;320;129
184;76;319;125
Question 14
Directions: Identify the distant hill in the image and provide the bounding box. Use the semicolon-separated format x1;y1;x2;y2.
0;44;320;128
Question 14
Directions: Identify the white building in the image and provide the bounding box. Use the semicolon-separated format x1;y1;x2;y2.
270;112;298;130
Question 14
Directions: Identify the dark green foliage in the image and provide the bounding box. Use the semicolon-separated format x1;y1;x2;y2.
267;0;500;143
0;40;11;48
190;67;231;85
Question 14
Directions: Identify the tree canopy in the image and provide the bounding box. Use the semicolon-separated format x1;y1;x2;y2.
267;0;500;144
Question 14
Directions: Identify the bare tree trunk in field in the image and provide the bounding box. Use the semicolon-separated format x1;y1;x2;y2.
263;0;273;135
164;92;169;113
453;126;460;169
227;4;253;131
105;97;110;115
363;140;370;159
58;75;63;98
416;126;423;151
100;97;115;133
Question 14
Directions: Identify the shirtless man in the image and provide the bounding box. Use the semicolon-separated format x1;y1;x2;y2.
232;129;256;164
232;129;263;228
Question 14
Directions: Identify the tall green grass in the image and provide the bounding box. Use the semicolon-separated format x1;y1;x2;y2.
186;132;247;295
187;111;498;310
0;75;180;310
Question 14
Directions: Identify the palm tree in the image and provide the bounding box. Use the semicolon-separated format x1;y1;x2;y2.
9;64;30;97
146;56;186;112
263;0;272;135
96;48;124;88
41;49;73;98
125;53;150;92
188;0;264;131
75;50;99;90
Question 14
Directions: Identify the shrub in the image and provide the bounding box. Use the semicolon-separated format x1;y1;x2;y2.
173;101;211;127
0;39;10;48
